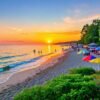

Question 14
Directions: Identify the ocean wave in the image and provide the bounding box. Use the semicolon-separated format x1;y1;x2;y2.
0;54;28;60
0;56;42;72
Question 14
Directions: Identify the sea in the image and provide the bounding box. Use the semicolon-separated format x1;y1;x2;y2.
0;44;67;84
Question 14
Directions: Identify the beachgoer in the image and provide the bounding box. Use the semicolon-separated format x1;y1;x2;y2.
33;49;36;54
40;50;42;54
38;50;40;55
62;48;64;51
55;49;57;52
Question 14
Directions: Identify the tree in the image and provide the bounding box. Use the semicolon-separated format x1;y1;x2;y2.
80;19;100;44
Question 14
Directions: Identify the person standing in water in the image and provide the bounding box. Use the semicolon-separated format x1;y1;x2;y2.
40;50;42;54
38;50;40;55
55;49;57;53
33;49;36;54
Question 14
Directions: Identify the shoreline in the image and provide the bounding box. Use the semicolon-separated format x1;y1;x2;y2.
0;50;68;92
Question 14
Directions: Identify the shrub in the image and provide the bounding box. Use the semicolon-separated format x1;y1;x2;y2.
69;67;96;75
14;74;100;100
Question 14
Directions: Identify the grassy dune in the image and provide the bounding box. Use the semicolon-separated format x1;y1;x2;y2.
14;67;100;100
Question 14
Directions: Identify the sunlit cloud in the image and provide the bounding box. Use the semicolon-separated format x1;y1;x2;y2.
0;14;100;34
63;14;100;30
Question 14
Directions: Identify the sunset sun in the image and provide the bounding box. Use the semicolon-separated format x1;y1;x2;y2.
47;40;52;44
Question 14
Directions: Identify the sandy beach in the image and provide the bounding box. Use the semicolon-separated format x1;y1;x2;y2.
0;49;99;100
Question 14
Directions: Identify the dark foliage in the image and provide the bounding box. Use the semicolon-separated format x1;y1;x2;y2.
69;67;96;75
80;19;100;45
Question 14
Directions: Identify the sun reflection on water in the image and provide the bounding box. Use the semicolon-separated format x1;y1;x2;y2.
48;45;52;53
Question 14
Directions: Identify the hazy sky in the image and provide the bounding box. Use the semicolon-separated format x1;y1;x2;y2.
0;0;100;44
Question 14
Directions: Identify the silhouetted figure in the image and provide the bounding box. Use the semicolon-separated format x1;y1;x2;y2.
33;49;36;54
40;50;42;54
62;48;64;51
38;50;40;55
55;49;57;52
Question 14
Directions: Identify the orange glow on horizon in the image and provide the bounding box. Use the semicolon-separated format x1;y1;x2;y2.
47;40;52;44
0;31;81;44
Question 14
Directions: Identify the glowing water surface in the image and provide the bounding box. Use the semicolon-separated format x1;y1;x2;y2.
0;44;68;84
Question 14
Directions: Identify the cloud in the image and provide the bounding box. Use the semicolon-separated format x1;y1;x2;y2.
63;14;100;30
64;14;100;23
32;14;100;32
0;14;100;34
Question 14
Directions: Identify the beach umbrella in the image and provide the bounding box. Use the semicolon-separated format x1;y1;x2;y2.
95;47;100;51
82;55;96;62
90;58;100;70
77;50;83;54
77;49;89;55
82;49;90;55
82;56;90;62
82;50;89;54
89;43;97;47
90;58;100;63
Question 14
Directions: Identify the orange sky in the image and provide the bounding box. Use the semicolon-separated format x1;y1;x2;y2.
0;31;81;44
0;14;100;44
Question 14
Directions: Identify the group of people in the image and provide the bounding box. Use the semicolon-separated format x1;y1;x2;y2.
71;43;100;56
33;48;65;55
71;44;90;56
33;49;42;55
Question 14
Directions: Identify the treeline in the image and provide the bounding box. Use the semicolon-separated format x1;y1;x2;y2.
80;19;100;44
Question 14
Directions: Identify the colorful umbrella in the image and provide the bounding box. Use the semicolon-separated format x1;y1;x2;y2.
77;50;83;54
82;49;89;54
77;49;89;55
82;55;96;62
89;43;97;47
90;58;100;70
90;58;100;63
95;47;100;51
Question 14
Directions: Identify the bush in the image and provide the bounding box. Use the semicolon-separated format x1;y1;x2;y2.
14;74;100;100
69;67;96;75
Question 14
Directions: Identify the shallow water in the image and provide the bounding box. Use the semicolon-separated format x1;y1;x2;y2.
0;44;67;83
0;45;61;68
